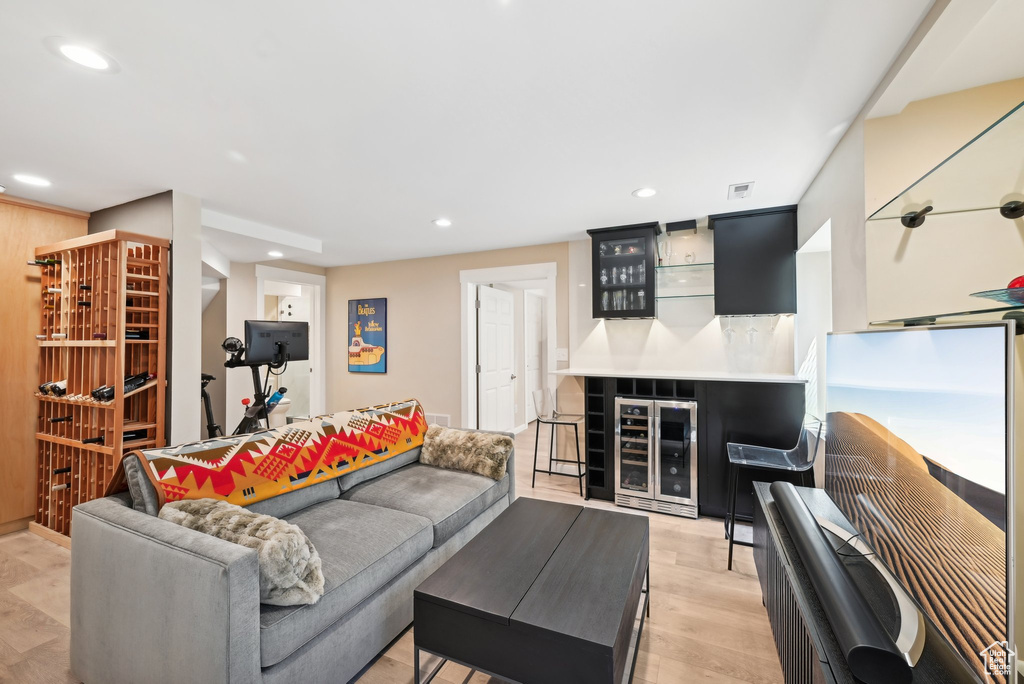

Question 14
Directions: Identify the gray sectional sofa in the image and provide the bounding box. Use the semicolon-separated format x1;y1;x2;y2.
69;429;515;684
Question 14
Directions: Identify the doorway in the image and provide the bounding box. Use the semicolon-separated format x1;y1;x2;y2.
460;263;557;431
255;265;327;420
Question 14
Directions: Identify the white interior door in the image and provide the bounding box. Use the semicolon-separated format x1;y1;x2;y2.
477;285;515;431
524;291;545;422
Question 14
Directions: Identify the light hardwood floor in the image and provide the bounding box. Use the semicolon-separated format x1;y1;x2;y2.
0;425;783;684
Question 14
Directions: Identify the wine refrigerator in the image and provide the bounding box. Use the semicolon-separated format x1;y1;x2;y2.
614;398;698;518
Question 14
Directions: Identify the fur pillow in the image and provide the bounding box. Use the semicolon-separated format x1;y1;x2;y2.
159;499;324;606
420;426;513;480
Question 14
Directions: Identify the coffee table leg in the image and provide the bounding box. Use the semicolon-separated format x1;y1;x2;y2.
414;645;448;684
645;565;651;618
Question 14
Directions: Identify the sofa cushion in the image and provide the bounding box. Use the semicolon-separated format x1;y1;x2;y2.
337;445;421;493
259;499;432;667
341;463;509;548
246;479;341;519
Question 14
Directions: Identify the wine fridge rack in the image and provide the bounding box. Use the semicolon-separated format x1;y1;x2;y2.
33;231;168;538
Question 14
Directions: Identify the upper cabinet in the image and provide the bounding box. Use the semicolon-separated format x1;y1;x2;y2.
587;222;658;319
710;205;797;316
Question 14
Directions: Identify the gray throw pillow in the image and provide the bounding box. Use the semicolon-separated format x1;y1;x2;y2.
159;499;324;606
420;425;513;480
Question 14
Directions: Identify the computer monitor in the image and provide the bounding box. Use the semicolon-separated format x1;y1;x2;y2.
244;320;309;365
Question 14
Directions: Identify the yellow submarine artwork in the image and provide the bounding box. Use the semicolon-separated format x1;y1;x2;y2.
349;319;385;365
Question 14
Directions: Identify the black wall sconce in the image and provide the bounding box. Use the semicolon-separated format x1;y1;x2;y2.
901;205;933;228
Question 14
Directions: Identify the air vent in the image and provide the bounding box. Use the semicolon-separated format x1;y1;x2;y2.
425;413;451;427
728;182;754;200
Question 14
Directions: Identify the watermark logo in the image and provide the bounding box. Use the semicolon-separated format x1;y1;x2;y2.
979;641;1015;677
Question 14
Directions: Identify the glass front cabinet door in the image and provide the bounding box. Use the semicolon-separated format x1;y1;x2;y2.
654;400;698;513
615;398;653;498
587;222;658;319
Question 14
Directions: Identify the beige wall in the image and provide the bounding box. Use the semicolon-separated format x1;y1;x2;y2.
865;78;1024;214
200;282;227;436
89;191;172;238
325;242;569;424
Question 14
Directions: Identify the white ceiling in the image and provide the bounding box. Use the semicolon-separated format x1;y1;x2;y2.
870;0;1024;118
1;1;933;266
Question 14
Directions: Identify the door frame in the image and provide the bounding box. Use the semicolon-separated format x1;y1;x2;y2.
460;262;557;431
254;265;327;417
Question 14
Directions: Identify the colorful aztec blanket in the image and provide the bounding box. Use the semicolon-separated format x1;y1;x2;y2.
112;399;427;509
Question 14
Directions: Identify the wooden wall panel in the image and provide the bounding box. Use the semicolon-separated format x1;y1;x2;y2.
0;196;88;529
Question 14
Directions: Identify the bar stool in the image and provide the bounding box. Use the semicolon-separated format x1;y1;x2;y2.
726;417;822;571
531;389;587;499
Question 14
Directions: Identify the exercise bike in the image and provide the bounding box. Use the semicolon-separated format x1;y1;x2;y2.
221;335;291;435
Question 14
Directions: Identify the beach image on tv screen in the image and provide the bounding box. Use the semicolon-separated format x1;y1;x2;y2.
825;324;1009;681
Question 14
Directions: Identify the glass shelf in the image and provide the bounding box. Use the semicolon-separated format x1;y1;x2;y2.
869;99;1024;221
655;262;714;299
655;262;714;271
870;304;1024;326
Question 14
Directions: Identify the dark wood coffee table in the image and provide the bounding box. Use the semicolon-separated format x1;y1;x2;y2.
414;498;650;684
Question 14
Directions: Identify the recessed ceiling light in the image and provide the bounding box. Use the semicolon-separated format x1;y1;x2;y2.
13;174;51;187
0;185;5;193
631;188;656;199
59;44;110;70
267;250;283;258
226;150;248;163
433;218;452;228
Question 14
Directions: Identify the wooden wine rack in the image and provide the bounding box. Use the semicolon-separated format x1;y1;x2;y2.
33;231;168;539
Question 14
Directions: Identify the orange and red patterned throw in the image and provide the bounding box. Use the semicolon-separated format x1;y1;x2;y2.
118;399;427;509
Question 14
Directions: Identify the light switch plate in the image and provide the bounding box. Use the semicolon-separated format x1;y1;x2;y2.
555;348;569;362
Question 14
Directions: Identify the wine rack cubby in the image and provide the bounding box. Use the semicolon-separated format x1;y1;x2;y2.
33;231;168;538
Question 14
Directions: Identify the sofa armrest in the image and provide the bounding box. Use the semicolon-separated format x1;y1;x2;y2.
71;497;262;684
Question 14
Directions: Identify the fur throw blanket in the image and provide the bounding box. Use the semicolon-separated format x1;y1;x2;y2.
159;499;324;606
420;426;513;480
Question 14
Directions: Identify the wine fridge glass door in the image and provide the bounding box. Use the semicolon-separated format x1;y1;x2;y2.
615;398;653;498
655;401;697;505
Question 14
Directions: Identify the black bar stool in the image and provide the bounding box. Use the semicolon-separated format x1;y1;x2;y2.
531;389;587;499
726;418;822;570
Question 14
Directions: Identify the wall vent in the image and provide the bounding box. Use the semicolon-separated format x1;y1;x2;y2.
728;182;754;200
425;413;451;427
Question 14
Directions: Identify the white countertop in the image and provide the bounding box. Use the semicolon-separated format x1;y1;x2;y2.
554;368;806;384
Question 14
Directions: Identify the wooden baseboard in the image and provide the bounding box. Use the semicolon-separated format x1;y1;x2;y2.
28;521;71;549
0;517;32;536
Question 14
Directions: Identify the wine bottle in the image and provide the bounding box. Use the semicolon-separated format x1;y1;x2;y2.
125;328;150;340
46;287;61;294
82;435;104;445
123;429;148;442
92;332;107;340
53;467;71;475
43;304;55;310
77;300;91;307
48;415;73;423
39;380;68;397
51;484;69;492
79;284;92;291
28;258;58;266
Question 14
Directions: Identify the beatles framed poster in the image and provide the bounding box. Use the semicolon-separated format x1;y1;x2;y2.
347;298;387;373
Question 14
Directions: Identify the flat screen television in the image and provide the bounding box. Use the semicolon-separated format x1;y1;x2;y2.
825;322;1015;681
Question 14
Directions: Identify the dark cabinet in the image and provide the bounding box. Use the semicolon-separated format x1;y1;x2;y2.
586;223;657;319
710;205;797;316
